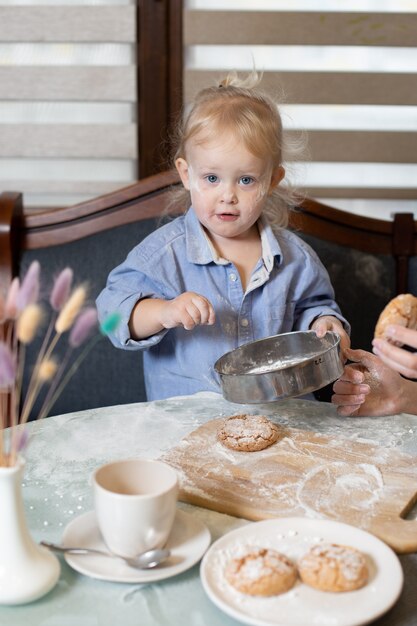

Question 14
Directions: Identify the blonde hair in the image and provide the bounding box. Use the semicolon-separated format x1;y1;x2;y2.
170;71;303;228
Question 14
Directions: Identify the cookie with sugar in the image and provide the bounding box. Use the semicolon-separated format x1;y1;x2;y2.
298;542;369;592
217;414;280;452
225;547;298;596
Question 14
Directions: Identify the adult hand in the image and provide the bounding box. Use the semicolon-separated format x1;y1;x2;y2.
159;292;215;331
372;325;417;379
310;315;351;354
332;348;410;416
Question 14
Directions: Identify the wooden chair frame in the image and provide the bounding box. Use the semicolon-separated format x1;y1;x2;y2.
291;198;417;295
1;171;416;424
1;170;416;296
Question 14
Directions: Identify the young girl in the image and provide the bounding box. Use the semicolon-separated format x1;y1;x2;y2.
96;73;350;401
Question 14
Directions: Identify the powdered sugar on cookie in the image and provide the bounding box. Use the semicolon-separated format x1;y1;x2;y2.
298;542;369;592
225;547;297;596
217;414;280;452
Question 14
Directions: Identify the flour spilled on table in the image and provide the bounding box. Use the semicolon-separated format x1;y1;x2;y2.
295;462;384;520
166;423;390;524
162;399;417;546
20;392;417;538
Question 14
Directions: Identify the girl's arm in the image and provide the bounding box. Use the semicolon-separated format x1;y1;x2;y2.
129;292;215;340
310;315;351;353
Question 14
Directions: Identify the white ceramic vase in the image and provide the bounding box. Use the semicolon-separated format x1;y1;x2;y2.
0;459;60;605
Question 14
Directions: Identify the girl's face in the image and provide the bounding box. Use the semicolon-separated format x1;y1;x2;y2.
175;132;284;244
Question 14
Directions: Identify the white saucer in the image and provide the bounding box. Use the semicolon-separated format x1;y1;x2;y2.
200;517;403;626
62;508;210;583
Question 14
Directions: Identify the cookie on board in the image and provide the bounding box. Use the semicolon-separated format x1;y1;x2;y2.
217;414;280;452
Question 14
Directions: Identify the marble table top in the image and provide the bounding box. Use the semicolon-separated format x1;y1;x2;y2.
2;392;417;626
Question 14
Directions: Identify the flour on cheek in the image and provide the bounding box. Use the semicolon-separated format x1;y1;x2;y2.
187;164;203;194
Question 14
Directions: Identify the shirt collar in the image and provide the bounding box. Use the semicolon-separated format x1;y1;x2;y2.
184;207;282;268
203;232;229;265
258;215;283;271
185;208;229;265
185;208;214;264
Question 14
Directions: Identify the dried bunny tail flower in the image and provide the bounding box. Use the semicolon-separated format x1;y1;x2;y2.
69;307;98;348
16;261;41;311
37;358;57;382
16;303;43;344
4;277;20;320
0;342;16;387
16;428;30;453
55;285;87;334
50;267;73;311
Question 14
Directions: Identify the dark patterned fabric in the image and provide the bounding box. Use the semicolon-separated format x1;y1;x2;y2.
20;219;161;418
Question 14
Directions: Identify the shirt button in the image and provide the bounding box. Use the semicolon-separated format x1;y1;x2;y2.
229;273;238;282
240;318;249;327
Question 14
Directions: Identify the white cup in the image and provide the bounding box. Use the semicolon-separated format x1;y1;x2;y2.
92;458;178;558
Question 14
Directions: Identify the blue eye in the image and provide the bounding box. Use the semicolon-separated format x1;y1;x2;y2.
206;175;218;183
240;176;253;185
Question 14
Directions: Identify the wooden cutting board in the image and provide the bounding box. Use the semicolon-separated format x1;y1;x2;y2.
161;417;417;553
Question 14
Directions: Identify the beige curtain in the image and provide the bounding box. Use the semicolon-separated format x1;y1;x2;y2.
183;5;417;218
0;2;137;209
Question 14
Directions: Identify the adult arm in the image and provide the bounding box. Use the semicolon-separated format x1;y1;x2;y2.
332;348;417;416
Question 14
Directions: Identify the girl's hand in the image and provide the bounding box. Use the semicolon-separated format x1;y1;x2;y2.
159;292;215;331
372;325;417;379
310;315;351;353
332;348;407;416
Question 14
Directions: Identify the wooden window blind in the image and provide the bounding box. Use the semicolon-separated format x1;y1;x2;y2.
0;2;137;209
183;2;417;219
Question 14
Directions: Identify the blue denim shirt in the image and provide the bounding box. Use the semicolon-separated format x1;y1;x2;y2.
96;208;349;400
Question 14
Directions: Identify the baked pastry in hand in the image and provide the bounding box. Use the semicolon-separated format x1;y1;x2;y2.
374;294;417;345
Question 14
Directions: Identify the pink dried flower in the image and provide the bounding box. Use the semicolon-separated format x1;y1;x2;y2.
69;307;98;348
0;343;16;388
50;268;73;311
17;261;40;311
4;277;20;320
1;259;120;465
16;428;29;453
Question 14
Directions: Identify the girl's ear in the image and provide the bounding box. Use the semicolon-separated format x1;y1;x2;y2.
268;166;285;193
175;158;191;190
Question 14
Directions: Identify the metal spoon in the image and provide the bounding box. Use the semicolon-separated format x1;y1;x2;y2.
40;541;170;569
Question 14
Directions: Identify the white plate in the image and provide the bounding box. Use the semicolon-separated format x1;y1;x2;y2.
62;508;210;583
200;517;403;626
